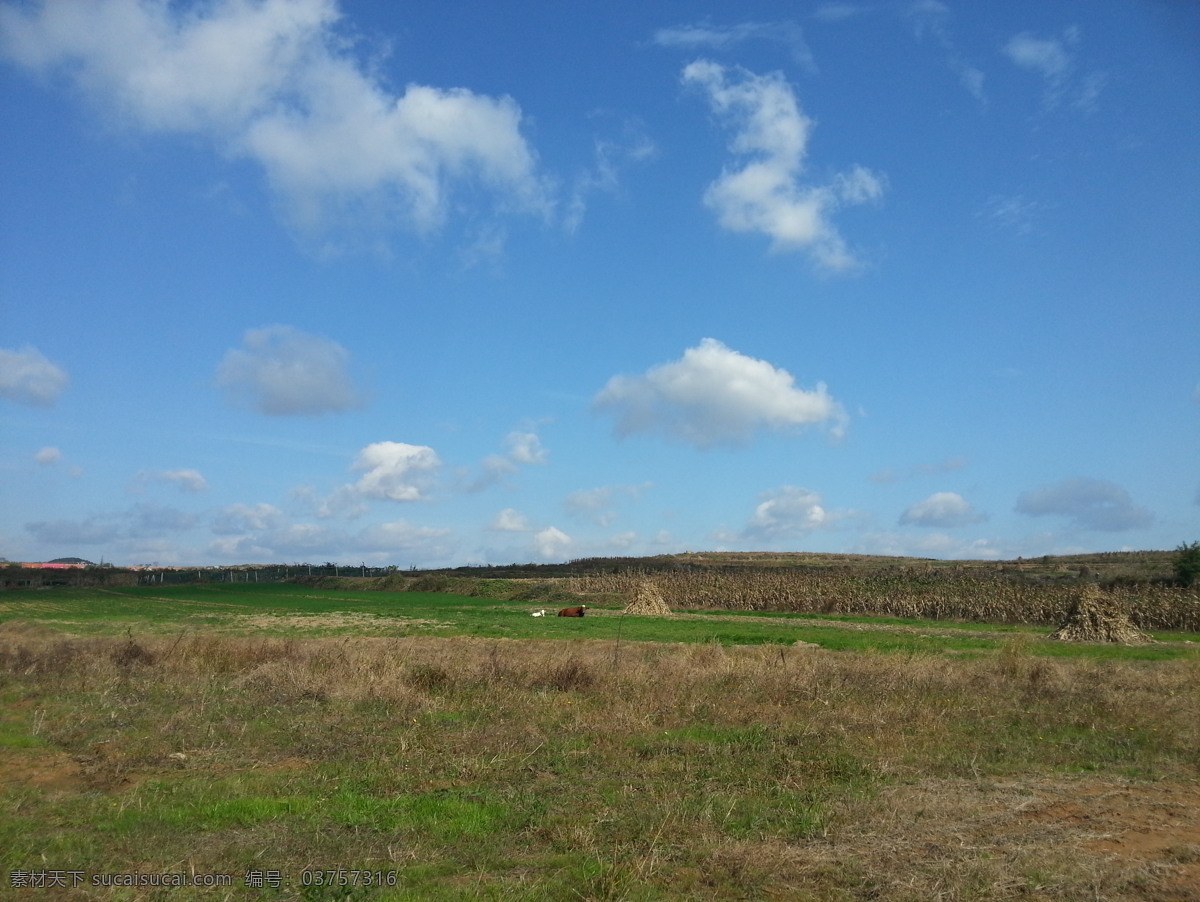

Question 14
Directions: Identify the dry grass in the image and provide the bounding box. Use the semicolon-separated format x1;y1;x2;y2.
2;624;1198;900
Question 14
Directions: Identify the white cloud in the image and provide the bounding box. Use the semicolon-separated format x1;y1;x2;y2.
898;492;986;528
0;345;69;406
533;526;572;560
467;428;549;492
743;485;840;539
355;520;455;558
26;517;119;546
135;468;209;493
34;446;62;466
594;338;846;448
655;20;816;71
490;508;530;532
870;457;967;484
217;325;363;416
1003;28;1104;113
212;502;283;535
978;194;1046;236
905;1;985;103
130;503;199;534
564;483;652;526
682;60;884;270
812;4;866;23
1015;477;1153;532
1004;32;1071;80
504;431;548;466
564;123;656;235
350;441;441;502
0;0;549;239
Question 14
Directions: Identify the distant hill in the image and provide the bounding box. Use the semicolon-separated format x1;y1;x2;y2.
47;557;96;566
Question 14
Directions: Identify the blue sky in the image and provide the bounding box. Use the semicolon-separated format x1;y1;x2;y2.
1;0;1197;567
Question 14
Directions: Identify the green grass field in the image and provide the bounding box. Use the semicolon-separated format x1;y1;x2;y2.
2;584;1198;900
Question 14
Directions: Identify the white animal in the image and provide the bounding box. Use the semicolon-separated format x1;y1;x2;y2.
531;609;547;617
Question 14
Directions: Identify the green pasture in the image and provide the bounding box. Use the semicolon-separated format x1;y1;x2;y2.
0;583;1196;660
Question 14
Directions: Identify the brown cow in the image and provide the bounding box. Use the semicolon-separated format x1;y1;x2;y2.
557;605;587;617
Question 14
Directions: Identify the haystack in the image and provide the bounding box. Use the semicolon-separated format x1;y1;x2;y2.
1049;584;1153;644
622;581;672;616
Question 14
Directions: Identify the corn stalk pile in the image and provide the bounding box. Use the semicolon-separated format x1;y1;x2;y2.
567;568;1200;631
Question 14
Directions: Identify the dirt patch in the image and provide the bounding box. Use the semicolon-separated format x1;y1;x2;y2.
838;776;1200;901
1027;780;1200;900
233;612;451;632
0;747;85;793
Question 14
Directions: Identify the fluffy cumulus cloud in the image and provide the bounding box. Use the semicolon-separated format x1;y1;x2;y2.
350;441;441;502
0;0;549;237
489;508;530;532
34;446;62;466
504;431;548;466
594;338;846;448
1015;477;1153;532
0;346;69;406
742;485;840;539
217;325;363;416
682;60;884;270
898;492;985;528
533;526;572;560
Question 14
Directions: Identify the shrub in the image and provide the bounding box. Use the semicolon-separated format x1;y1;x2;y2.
1174;541;1200;588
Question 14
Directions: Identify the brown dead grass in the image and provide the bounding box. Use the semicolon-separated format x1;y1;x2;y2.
1;626;1198;900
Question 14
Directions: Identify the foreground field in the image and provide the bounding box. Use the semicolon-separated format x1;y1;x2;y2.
1;585;1198;900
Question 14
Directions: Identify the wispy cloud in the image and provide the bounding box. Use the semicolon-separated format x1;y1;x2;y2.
133;469;209;494
655;20;815;71
812;4;866;24
906;1;985;103
977;194;1047;236
594;338;846;449
564;121;657;235
682;60;884;270
211;502;284;536
564;483;652;526
468;429;550;492
870;457;966;484
1003;27;1105;114
1015;477;1152;532
0;345;69;406
0;0;550;241
217;325;364;417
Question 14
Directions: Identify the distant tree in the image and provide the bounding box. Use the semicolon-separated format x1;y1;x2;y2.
1174;541;1200;587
